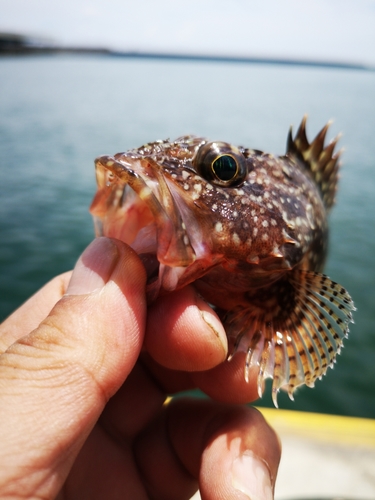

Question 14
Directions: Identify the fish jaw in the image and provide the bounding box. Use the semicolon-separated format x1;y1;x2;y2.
90;154;217;298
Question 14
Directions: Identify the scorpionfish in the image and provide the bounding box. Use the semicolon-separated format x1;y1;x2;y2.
90;117;355;405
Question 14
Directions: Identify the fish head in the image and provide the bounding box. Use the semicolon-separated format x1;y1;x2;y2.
90;135;326;299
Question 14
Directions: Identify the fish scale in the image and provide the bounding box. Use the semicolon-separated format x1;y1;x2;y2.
90;117;355;405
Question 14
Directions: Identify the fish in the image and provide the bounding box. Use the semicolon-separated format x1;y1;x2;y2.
90;117;355;406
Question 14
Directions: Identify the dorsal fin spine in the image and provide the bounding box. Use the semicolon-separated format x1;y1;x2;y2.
286;116;341;211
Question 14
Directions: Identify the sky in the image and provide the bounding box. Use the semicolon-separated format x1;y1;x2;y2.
1;0;375;66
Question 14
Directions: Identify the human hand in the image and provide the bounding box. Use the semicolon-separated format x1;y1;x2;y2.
0;237;281;499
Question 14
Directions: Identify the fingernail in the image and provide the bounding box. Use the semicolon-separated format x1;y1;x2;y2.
231;451;273;500
196;296;228;357
66;237;119;295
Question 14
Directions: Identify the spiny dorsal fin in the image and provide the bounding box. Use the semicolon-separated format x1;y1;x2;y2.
286;116;342;210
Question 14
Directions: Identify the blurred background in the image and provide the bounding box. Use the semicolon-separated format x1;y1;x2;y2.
0;0;374;418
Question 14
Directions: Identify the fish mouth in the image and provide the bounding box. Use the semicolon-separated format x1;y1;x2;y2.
90;154;200;300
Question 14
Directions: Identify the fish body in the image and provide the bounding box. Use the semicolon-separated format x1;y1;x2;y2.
90;117;355;405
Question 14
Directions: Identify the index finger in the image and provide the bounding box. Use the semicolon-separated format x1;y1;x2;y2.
143;285;261;404
145;285;228;372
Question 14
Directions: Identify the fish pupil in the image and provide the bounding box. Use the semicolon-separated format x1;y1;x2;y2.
212;155;238;181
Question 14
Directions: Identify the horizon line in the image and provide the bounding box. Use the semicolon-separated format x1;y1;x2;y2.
0;34;373;71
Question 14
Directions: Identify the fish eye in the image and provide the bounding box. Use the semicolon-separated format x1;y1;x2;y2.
212;155;238;181
193;141;247;187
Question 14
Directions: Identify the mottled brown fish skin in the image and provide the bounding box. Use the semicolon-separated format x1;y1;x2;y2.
90;118;355;405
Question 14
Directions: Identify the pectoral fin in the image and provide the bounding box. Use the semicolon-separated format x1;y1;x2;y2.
225;269;355;406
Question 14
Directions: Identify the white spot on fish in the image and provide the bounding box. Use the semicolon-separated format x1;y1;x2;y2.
215;222;223;232
232;233;241;246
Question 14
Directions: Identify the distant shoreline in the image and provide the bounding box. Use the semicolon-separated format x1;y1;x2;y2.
0;34;373;72
109;50;373;71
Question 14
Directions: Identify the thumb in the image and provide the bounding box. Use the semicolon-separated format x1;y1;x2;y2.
0;237;146;498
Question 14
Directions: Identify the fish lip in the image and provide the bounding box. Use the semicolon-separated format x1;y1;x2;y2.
91;154;199;298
